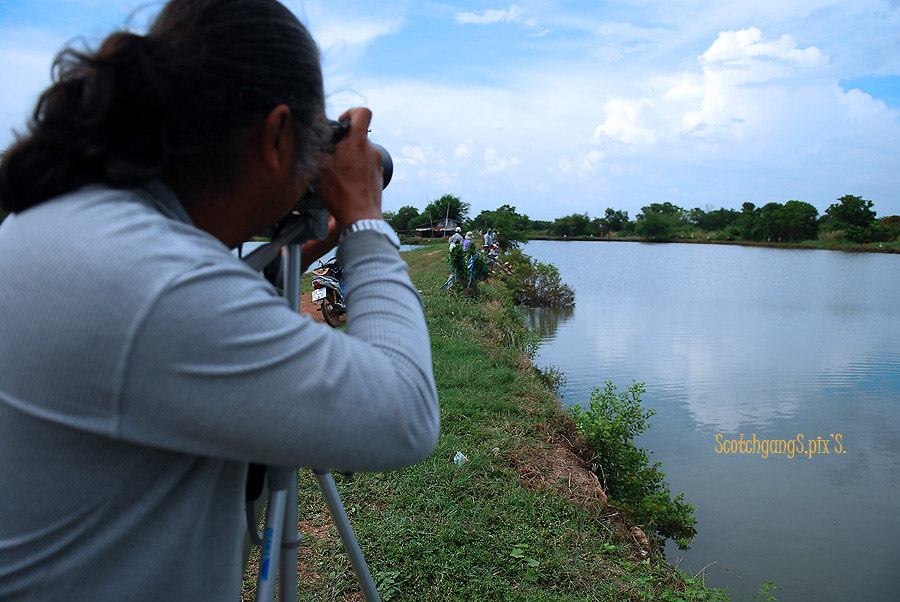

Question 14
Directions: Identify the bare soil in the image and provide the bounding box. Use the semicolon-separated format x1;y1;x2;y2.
299;295;326;323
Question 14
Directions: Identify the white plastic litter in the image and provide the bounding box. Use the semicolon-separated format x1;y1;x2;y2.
453;451;469;466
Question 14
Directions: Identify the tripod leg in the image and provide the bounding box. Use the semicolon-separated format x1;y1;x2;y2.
279;245;379;600
314;470;382;602
254;481;287;602
278;468;299;600
251;465;302;601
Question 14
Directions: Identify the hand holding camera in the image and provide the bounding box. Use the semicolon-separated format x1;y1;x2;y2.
245;107;393;272
318;108;391;233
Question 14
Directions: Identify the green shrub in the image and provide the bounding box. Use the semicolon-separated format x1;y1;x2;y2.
447;244;490;292
448;244;466;284
568;381;697;549
503;249;575;307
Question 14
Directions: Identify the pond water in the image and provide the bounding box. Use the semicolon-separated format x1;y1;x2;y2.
520;240;900;602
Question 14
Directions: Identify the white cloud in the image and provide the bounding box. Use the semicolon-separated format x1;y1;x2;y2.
585;28;841;150
399;143;434;166
454;141;473;160
300;3;403;70
455;4;537;28
484;148;520;172
552;149;606;179
311;18;401;53
582;149;606;171
593;97;659;147
701;27;827;68
671;29;830;141
344;17;898;218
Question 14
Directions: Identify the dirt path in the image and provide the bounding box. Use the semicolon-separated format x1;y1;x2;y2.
298;295;321;321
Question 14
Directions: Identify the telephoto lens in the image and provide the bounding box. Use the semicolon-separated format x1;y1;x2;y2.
328;118;392;189
242;119;394;271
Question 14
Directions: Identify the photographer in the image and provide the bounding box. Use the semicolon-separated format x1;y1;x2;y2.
0;0;439;600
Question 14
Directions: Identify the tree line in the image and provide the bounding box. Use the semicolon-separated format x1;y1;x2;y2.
385;194;900;246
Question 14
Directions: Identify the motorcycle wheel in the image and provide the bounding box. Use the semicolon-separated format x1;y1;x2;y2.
320;290;342;328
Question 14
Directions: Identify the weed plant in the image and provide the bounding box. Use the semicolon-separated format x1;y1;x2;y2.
568;382;698;550
447;244;490;293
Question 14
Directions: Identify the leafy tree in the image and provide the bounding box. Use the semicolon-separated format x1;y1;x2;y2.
757;202;785;240
635;211;676;240
551;213;590;237
422;193;470;226
780;200;818;241
601;208;629;232
869;216;900;242
688;207;706;228
386;205;420;233
689;207;741;232
823;194;876;231
736;200;816;242
527;219;552;232
471;204;528;249
740;202;762;240
642;202;686;218
408;212;432;230
634;202;687;240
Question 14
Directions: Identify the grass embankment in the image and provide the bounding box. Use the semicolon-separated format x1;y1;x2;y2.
242;246;730;602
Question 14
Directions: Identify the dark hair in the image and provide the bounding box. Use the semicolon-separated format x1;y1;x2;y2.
0;0;330;214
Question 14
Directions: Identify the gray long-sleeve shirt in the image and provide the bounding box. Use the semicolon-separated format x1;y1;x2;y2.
0;182;439;600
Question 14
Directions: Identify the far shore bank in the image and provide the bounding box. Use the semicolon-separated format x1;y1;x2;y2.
523;235;900;254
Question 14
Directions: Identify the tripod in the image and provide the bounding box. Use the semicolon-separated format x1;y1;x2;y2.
243;240;382;602
241;137;393;601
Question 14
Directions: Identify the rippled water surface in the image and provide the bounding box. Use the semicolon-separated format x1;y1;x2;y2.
521;240;900;602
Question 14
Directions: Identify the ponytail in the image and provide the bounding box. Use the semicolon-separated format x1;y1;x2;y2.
0;0;329;215
0;33;171;213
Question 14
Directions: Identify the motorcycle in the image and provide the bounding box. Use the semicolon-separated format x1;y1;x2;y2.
310;256;345;327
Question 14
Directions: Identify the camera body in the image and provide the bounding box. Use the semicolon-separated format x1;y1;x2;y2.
326;118;393;189
258;118;392;244
244;119;392;272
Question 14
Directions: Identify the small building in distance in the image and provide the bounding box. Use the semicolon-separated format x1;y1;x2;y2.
415;217;461;237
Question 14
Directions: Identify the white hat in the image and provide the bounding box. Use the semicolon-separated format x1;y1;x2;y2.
455;226;461;232
465;231;474;240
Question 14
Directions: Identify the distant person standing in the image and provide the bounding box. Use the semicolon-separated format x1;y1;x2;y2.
448;226;463;249
463;231;474;251
483;227;494;249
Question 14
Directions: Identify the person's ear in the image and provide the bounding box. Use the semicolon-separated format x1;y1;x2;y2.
260;104;295;176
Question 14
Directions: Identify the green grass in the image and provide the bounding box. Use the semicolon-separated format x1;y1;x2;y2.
242;247;733;602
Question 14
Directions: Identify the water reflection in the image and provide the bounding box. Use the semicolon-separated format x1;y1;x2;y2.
520;305;574;339
521;240;900;602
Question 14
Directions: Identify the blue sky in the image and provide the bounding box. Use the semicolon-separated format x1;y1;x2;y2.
2;0;899;221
